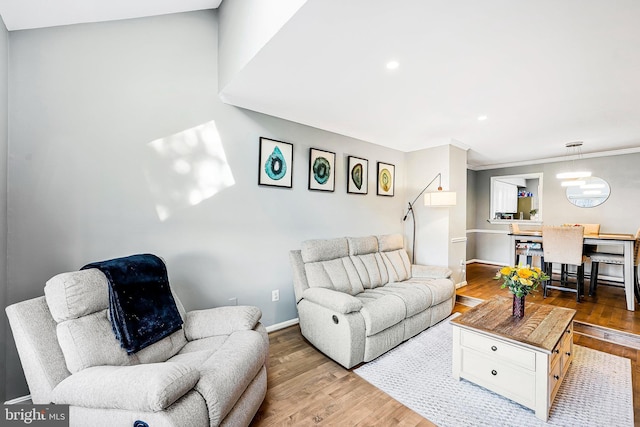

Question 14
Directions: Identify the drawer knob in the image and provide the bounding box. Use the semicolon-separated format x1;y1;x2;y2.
554;374;560;380
553;349;559;354
565;351;571;356
491;345;497;351
566;329;571;334
491;370;497;376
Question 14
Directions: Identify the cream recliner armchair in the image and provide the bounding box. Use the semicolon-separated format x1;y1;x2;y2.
6;267;269;427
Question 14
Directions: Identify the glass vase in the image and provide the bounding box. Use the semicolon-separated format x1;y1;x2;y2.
512;294;525;318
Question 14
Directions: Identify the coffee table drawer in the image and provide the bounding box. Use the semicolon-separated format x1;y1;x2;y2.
460;329;536;371
460;347;536;406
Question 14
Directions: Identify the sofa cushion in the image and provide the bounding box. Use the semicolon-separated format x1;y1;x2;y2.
45;270;109;323
371;283;433;317
377;234;404;252
356;291;405;336
304;257;365;296
381;249;412;282
52;362;199;411
56;309;187;373
347;236;378;255
350;252;388;289
406;278;455;305
169;330;268;425
301;238;349;263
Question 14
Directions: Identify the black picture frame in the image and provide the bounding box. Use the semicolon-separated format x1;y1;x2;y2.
347;156;368;195
308;148;336;192
258;137;293;188
377;161;395;196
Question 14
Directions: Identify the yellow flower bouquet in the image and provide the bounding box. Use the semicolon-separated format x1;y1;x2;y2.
495;265;549;298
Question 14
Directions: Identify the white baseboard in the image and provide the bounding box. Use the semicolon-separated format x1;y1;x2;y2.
4;394;31;405
467;259;507;266
266;318;299;333
455;280;468;289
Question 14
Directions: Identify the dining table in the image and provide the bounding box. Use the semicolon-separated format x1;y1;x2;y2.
509;231;637;311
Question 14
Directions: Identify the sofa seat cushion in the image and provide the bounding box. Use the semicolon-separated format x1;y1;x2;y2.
376;282;433;317
168;330;268;426
405;278;455;305
355;291;406;336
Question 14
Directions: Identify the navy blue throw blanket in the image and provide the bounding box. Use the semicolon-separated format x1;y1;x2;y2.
81;254;183;354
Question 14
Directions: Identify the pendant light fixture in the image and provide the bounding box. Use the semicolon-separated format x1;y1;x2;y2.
556;142;591;186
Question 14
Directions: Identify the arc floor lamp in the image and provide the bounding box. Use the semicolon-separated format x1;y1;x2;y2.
402;172;457;263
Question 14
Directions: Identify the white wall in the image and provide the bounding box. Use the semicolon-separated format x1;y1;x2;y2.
5;10;407;399
469;153;640;265
0;14;8;403
218;0;307;92
404;144;467;283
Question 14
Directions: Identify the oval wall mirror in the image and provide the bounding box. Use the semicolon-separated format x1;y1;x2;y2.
565;176;610;208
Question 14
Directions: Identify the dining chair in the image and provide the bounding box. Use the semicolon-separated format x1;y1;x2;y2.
542;225;587;302
510;223;544;268
560;223;600;282
588;228;640;301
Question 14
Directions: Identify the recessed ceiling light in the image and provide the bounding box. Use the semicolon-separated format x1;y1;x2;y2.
386;61;399;70
477;115;488;121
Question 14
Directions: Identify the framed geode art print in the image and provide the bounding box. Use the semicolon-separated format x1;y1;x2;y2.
258;137;293;188
377;161;395;196
347;156;368;194
308;148;335;192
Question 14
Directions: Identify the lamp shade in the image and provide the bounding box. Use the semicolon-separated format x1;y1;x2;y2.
424;190;456;207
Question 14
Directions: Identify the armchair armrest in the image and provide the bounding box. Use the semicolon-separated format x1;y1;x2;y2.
52;363;199;412
411;264;453;279
185;305;262;341
301;288;362;314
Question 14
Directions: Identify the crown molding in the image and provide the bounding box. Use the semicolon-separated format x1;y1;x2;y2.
468;146;640;171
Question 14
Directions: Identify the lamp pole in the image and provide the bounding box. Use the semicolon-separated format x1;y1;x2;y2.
402;173;442;264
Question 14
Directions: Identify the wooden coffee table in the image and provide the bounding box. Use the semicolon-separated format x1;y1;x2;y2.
451;296;576;421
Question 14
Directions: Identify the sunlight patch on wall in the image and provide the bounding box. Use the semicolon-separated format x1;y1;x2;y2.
145;120;235;221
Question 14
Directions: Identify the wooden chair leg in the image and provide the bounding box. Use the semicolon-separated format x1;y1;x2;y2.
589;262;599;296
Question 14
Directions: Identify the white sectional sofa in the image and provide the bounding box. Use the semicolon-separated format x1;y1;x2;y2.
289;234;455;368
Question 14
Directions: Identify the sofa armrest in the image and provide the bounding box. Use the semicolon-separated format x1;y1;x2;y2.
301;288;362;314
185;305;262;340
411;264;453;279
52;363;199;411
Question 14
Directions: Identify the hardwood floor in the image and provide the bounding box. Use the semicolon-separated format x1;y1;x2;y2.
250;263;639;426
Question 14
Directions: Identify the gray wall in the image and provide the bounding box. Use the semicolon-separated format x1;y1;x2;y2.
5;10;406;399
469;153;640;265
0;15;8;403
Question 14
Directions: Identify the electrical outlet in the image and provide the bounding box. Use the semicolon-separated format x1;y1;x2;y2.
271;289;280;302
228;297;237;306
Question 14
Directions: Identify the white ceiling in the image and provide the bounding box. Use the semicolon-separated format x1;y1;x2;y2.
0;0;221;31
221;0;640;168
1;0;639;168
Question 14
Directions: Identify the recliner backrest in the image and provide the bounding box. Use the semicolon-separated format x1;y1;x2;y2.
377;234;411;282
347;236;388;289
300;238;365;295
44;269;187;373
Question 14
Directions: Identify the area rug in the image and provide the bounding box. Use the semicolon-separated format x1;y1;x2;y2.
354;314;634;426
